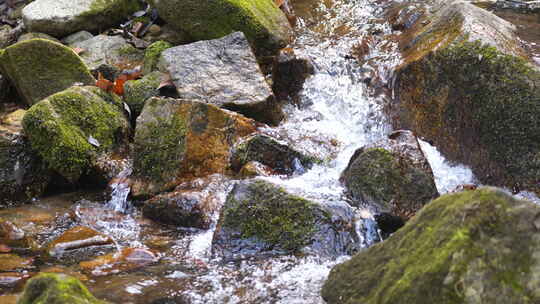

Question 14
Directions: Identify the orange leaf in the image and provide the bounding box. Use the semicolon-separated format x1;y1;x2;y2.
96;72;114;92
113;78;126;96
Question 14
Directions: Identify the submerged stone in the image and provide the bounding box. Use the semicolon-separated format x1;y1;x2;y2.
17;273;106;304
22;86;131;183
0;39;95;106
47;226;113;258
148;0;292;55
158;32;283;125
22;0;141;37
322;187;540;303
212;180;359;259
130;97;256;198
341;130;439;219
390;0;540;195
79;247;158;276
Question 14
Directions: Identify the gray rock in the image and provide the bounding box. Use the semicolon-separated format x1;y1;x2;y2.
72;35;144;71
61;31;93;46
341;130;439;219
17;32;61;43
158;32;283;125
0;25;16;49
495;0;540;12
22;0;141;37
0;110;51;206
212;180;359;259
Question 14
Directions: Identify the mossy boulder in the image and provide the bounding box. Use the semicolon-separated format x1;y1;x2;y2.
341;130;439;219
0;39;95;107
230;134;318;175
22;86;131;183
158;32;283;125
142;41;172;74
130;97;256;198
0;110;51;206
22;0;141;37
17;273;106;304
148;0;292;55
212;180;359;258
17;32;60;43
123;71;163;118
322;187;540;303
390;0;540;195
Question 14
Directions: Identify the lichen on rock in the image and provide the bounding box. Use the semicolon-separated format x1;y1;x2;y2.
322;187;540;303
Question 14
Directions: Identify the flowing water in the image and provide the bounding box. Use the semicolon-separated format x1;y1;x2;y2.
1;0;538;303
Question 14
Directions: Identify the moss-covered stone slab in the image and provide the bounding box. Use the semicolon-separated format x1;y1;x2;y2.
142;41;172;74
17;273;106;304
341;130;439;219
212;180;359;258
148;0;292;55
0;39;95;107
230;134;318;175
0;110;51;206
390;0;540;195
130;97;256;198
158;32;283;125
22;0;140;37
322;187;540;304
22;86;131;183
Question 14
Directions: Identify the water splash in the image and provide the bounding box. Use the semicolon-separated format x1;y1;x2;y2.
106;166;133;213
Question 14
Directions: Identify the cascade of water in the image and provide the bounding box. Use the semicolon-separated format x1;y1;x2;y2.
106;166;133;213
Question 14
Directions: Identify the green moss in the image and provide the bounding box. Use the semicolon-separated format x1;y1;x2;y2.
397;39;540;194
322;188;540;303
0;39;95;106
17;273;106;304
22;86;129;182
222;180;327;252
143;41;172;74
82;0;140;19
123;71;162;116
117;44;139;56
149;0;291;54
133;111;187;183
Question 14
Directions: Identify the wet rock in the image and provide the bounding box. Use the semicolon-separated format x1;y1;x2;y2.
147;0;292;55
341;130;439;219
212;180;358;259
143;41;172;74
495;0;540;12
390;0;540;195
22;0;141;37
72;35;144;71
0;25;16;49
61;31;94;46
238;161;273;178
22;86;131;183
230;134;317;175
17;273;106;304
79;247;159;276
17;32;60;43
47;226;113;258
0;254;34;272
0;272;31;292
272;48;314;103
0;110;51;205
322;187;540;303
142;175;227;229
0;39;95;106
158;32;283;125
123;71;163;118
0;220;33;250
130;97;256;198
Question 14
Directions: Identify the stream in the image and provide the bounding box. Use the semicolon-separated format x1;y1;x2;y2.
2;0;538;303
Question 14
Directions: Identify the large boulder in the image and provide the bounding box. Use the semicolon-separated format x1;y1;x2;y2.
0;110;51;206
230;134;318;175
341;130;439;219
212;180;359;259
22;0;140;37
158;32;283;125
148;0;292;55
0;39;95;107
130;97;256;198
22;86;131;183
389;0;540;195
17;273;106;304
322;187;540;303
